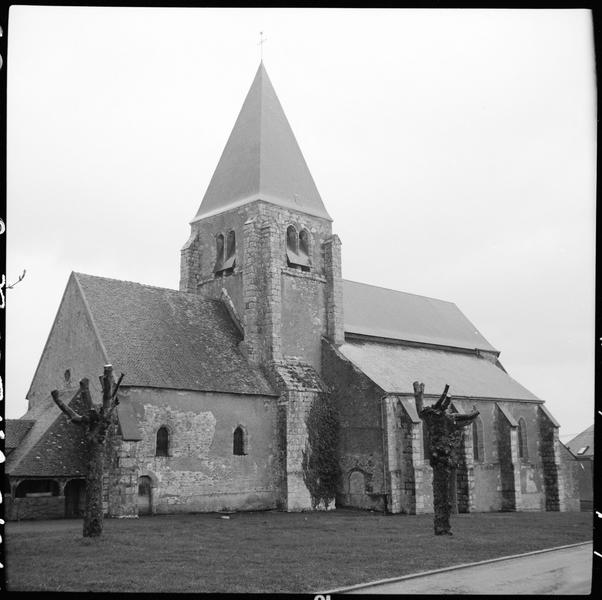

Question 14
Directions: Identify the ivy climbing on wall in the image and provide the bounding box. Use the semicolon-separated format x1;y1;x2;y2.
302;392;340;509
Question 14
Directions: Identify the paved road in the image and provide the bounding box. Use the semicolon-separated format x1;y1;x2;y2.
341;542;593;595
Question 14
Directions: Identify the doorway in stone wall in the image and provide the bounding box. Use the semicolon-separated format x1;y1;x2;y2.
64;479;86;518
137;476;152;515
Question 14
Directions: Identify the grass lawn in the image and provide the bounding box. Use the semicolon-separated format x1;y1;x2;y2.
5;509;592;593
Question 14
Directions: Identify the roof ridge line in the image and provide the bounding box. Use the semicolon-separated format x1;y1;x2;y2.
73;271;212;298
342;278;456;305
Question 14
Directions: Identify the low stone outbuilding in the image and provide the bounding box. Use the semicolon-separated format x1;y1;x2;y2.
565;425;595;511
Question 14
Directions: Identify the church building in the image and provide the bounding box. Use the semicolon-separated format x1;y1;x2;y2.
5;63;580;520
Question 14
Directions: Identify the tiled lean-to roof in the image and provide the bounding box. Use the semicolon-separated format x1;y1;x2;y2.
4;419;35;451
6;390;88;477
342;279;498;353
192;62;330;222
74;272;275;396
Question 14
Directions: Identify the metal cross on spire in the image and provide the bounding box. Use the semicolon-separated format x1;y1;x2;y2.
258;31;267;61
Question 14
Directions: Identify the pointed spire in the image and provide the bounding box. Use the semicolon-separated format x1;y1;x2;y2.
193;63;331;222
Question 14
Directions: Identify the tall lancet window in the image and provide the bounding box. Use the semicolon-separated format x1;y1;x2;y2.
286;225;311;271
517;418;528;460
472;416;484;463
156;426;169;457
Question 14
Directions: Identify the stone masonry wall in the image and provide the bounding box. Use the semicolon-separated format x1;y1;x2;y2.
281;270;327;372
180;200;334;369
557;443;581;512
386;397;424;514
322;340;387;511
26;274;108;411
537;406;564;511
323;235;344;345
495;404;520;511
107;386;280;515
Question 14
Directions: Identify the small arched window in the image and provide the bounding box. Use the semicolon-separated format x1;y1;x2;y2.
156;426;169;457
517;418;528;460
233;426;246;456
285;225;310;271
472;417;484;463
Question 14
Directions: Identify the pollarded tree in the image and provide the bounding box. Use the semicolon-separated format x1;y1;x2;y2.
413;381;479;536
51;364;124;537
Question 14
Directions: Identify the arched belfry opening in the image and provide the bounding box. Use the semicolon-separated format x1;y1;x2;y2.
214;231;236;276
286;225;310;271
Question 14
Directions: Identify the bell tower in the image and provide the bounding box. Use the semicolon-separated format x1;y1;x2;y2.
180;62;344;372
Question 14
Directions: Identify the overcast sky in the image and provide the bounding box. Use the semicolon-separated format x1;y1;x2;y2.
5;7;596;442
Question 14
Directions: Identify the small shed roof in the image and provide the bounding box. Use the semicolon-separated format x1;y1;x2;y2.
6;390;88;478
566;424;594;458
343;280;498;353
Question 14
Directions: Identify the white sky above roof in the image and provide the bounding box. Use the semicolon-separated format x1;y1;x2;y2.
5;8;595;442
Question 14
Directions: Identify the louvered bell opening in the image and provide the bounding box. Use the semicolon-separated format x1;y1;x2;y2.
222;255;236;271
286;248;310;268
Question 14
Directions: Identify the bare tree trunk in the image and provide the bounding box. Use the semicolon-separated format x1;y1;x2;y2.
413;381;479;536
51;365;124;538
83;438;105;537
432;463;453;534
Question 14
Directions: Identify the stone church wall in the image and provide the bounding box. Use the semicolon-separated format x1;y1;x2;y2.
322;340;387;511
557;443;581;512
182;200;334;371
26;274;108;410
281;270;327;372
107;386;280;515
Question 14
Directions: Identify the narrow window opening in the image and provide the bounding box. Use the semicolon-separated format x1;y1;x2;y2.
472;417;484;463
233;426;246;455
213;233;225;275
156;426;169;457
298;229;311;272
517;418;528;460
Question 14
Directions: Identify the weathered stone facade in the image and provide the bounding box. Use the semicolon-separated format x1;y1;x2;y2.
7;61;581;521
105;387;281;516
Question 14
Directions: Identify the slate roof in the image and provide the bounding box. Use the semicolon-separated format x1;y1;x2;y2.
566;424;594;458
74;272;275;396
5;420;35;450
192;62;331;222
6;390;88;477
336;339;539;401
343;280;498;353
271;359;325;392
